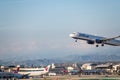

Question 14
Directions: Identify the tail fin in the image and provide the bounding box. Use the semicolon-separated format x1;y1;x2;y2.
45;65;50;72
14;67;20;73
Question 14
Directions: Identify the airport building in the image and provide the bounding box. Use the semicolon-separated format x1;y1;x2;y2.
81;63;97;70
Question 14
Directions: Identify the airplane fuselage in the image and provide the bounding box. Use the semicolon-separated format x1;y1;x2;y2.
69;32;120;47
17;65;50;76
18;68;48;76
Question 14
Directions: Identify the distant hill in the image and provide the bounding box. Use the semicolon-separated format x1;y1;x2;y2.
64;54;120;62
0;54;120;66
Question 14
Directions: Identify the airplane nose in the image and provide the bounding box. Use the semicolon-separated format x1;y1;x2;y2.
69;34;74;38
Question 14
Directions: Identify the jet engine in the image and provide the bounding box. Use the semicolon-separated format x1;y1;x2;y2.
95;39;103;44
87;40;95;44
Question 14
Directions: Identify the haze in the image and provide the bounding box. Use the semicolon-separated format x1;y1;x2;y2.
0;0;120;60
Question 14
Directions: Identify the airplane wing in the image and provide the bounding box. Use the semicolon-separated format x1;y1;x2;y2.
102;35;120;42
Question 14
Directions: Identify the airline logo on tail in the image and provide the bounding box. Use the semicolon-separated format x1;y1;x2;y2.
45;65;50;72
13;67;20;73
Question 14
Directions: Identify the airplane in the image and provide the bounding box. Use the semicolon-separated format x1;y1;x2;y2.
17;65;51;76
0;68;29;79
69;32;120;47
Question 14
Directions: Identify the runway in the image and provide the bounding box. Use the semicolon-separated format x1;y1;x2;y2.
20;75;120;80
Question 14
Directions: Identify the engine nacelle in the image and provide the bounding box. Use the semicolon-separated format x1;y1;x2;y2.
87;40;95;44
95;39;103;44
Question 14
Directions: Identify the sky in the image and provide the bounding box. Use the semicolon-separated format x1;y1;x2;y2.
0;0;120;60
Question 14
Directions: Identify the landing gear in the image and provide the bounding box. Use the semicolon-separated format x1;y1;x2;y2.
75;39;77;42
96;45;99;47
96;44;104;47
101;44;104;46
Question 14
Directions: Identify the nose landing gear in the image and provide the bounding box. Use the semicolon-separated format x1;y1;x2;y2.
75;39;77;42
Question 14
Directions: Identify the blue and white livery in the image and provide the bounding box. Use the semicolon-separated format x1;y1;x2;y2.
69;32;120;47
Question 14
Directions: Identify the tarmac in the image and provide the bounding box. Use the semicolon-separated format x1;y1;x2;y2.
20;75;120;80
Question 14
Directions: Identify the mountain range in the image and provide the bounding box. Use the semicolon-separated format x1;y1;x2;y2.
0;53;120;66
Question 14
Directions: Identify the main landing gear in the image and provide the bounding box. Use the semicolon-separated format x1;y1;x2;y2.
101;44;104;46
96;45;99;47
96;44;104;47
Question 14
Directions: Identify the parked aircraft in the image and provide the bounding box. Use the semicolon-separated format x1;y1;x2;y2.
0;68;29;79
17;65;50;76
69;32;120;47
